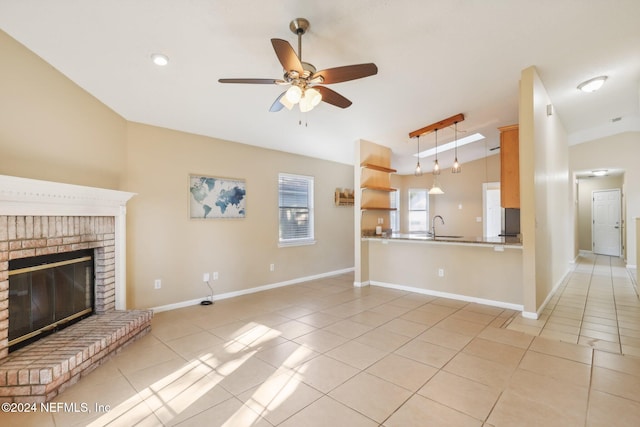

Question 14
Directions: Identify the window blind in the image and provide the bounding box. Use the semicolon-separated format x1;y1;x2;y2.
278;173;314;244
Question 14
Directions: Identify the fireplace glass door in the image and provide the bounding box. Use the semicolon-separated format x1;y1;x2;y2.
9;250;94;350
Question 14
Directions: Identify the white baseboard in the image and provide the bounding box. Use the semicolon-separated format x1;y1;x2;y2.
369;280;524;312
151;267;355;313
353;281;370;288
523;266;572;320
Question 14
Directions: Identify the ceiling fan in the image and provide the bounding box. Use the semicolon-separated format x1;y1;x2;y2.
218;18;378;113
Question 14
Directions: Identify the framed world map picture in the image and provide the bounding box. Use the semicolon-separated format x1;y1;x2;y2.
189;174;246;219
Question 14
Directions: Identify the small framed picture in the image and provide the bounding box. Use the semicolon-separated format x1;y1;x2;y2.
189;174;246;219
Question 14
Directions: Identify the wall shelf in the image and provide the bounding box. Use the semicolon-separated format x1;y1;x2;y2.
361;185;397;192
360;163;397;174
361;207;397;211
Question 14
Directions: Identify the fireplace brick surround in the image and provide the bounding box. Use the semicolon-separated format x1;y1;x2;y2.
0;175;150;403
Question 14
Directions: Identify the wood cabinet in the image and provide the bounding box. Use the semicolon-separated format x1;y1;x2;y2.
499;124;520;208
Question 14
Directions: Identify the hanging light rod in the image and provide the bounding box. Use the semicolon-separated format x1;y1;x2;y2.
409;113;465;139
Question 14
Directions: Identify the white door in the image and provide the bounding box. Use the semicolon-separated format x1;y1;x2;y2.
592;189;621;256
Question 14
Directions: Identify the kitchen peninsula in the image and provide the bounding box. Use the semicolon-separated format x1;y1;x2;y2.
355;136;524;312
362;234;523;310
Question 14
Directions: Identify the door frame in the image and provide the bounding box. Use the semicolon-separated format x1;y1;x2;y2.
591;188;622;257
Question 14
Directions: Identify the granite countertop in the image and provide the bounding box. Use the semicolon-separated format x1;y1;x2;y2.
363;232;522;246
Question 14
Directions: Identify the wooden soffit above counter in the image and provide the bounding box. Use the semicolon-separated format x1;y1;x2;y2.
409;113;465;139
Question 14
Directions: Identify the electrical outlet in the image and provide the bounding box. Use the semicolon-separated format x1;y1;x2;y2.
213;272;219;280
154;279;161;289
203;272;210;282
438;269;444;277
270;263;275;272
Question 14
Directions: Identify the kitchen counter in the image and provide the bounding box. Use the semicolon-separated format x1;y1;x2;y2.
363;233;522;247
362;234;524;309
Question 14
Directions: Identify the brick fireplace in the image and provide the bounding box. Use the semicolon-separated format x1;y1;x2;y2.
0;175;152;402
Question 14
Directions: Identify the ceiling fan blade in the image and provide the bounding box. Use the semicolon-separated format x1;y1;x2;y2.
269;92;286;112
271;38;303;73
218;78;280;84
312;63;378;84
316;86;352;109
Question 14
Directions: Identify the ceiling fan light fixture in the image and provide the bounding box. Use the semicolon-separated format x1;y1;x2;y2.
285;85;303;104
306;88;322;107
279;94;294;110
577;75;607;92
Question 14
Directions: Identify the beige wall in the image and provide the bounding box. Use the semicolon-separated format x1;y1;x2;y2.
124;123;354;308
0;30;126;189
570;132;640;267
577;175;624;252
519;66;572;315
393;154;501;236
1;29;355;310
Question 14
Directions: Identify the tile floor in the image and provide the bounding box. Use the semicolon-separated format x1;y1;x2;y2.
506;253;640;356
1;254;639;426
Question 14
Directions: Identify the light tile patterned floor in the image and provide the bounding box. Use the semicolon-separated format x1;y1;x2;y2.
506;254;640;357
1;255;639;426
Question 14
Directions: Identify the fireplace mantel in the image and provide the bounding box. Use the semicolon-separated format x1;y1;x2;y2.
0;175;135;309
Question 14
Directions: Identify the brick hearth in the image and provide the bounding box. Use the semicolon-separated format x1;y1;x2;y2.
0;175;142;403
0;310;152;403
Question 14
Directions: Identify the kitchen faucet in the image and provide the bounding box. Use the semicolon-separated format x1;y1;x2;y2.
431;215;444;237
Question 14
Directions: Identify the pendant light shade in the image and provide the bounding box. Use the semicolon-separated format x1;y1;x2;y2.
414;135;423;176
451;121;462;173
430;129;444;194
433;129;441;175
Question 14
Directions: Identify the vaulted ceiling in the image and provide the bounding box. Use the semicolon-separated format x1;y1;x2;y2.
1;0;639;174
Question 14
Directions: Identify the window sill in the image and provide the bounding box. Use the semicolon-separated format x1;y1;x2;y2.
278;239;317;248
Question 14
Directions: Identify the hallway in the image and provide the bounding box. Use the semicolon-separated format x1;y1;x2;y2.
506;254;640;356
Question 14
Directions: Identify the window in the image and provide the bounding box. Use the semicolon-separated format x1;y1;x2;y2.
408;188;428;232
278;173;315;246
390;190;400;232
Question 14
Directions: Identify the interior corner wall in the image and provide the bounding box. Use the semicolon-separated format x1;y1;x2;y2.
519;66;572;315
570;132;640;267
0;30;126;189
124;122;355;309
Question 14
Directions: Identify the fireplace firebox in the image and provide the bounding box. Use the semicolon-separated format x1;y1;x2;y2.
9;249;95;351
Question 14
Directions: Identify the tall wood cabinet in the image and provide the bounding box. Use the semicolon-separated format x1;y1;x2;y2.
499;124;520;208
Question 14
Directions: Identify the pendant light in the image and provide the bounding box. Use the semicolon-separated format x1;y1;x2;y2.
451;121;461;173
432;129;440;175
414;135;423;176
429;129;444;195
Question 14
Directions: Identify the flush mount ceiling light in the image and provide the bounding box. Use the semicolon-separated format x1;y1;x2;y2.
151;53;169;66
577;75;607;92
592;169;608;176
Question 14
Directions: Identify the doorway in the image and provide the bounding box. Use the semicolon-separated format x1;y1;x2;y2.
592;189;622;256
483;182;501;237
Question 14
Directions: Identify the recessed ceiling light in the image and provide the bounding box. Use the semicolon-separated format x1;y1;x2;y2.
151;53;169;66
592;170;608;176
577;75;607;92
